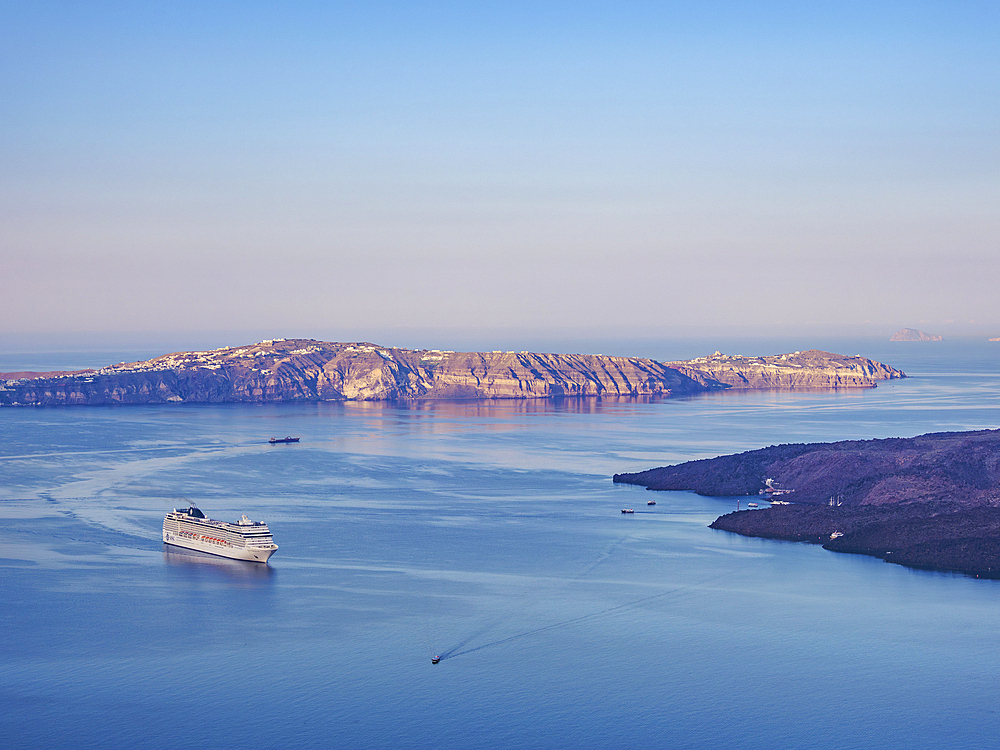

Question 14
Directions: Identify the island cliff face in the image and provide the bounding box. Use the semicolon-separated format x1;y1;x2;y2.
614;430;1000;576
668;349;902;389
0;339;904;407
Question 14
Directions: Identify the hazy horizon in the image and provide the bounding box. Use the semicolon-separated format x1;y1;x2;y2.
3;2;998;341
2;325;996;379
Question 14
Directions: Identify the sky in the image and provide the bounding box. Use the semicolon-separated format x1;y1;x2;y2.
2;1;998;350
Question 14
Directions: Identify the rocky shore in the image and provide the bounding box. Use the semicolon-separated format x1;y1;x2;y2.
614;429;1000;577
0;340;904;406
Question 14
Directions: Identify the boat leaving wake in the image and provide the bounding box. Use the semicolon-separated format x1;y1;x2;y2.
436;576;721;662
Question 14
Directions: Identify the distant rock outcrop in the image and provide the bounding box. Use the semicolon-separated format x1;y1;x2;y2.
890;328;943;342
614;429;1000;576
0;339;905;407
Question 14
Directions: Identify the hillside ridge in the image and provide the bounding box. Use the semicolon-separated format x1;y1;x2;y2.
0;339;904;406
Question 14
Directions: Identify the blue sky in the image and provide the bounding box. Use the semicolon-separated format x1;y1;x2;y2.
2;1;998;346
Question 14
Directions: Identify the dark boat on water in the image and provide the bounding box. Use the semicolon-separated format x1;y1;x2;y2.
621;508;634;514
431;655;441;664
647;500;656;505
269;436;300;444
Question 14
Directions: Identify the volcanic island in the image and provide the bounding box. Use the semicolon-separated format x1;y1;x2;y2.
614;430;1000;578
0;340;903;406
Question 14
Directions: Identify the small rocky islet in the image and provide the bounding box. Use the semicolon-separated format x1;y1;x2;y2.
614;430;1000;577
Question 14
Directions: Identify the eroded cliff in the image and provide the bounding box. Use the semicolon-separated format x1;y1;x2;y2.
667;349;904;389
0;339;905;406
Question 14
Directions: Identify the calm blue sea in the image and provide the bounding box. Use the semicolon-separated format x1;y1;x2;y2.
2;339;999;749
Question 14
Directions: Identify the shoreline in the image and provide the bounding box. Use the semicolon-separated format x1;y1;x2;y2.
709;503;1000;579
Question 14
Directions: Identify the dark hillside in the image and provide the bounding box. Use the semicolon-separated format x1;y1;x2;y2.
616;429;1000;576
614;430;1000;507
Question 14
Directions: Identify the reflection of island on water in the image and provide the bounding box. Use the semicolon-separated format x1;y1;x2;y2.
163;545;275;583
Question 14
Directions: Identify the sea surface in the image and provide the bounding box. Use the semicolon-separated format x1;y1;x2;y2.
2;339;999;749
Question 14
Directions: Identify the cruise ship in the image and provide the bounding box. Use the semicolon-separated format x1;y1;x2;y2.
162;504;278;563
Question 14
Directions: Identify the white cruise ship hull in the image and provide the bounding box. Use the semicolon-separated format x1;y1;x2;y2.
163;532;277;562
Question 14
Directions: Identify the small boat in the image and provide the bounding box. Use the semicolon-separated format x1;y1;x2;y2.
431;655;441;664
762;478;793;496
747;502;758;508
647;500;656;506
269;436;300;444
621;509;634;514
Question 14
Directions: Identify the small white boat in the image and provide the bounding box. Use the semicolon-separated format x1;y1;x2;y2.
621;509;635;514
